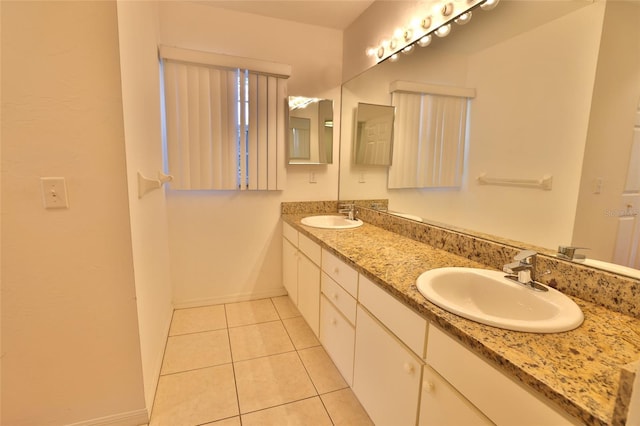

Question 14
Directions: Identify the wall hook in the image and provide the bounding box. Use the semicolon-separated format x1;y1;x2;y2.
138;171;173;198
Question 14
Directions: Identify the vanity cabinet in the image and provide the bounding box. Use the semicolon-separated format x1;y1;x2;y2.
427;326;579;426
353;304;424;426
419;365;493;426
319;249;358;386
282;222;321;336
353;274;428;426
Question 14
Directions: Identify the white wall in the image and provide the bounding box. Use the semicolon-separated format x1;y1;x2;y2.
1;2;146;425
157;1;343;307
116;0;174;412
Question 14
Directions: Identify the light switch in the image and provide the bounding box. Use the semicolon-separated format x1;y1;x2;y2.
41;177;69;209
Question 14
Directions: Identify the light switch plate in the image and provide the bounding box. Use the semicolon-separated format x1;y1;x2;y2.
41;177;69;209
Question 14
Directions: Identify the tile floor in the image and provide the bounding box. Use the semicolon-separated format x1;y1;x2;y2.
149;296;374;426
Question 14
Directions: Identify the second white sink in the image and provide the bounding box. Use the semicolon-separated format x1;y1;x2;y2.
416;267;584;333
301;215;363;229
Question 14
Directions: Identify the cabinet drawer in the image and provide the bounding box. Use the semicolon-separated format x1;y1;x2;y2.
320;295;355;386
299;233;321;265
419;365;493;426
321;272;356;324
427;326;578;426
321;249;358;297
282;221;298;246
359;274;428;358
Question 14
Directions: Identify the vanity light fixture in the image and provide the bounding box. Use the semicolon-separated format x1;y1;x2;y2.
366;0;499;63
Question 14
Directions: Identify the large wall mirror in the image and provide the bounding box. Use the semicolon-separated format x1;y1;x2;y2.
339;1;640;277
288;96;333;164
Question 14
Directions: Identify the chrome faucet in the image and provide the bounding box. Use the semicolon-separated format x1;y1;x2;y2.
557;245;588;260
338;203;356;220
503;250;548;291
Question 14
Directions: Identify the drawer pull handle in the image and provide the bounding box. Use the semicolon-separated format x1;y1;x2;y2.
403;362;415;374
422;381;435;393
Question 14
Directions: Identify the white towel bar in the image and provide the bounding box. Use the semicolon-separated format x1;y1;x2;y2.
477;173;553;190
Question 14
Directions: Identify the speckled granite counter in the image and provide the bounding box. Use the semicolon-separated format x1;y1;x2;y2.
282;214;640;426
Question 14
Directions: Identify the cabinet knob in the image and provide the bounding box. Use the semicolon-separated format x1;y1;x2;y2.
422;381;435;393
332;292;339;300
333;266;340;274
331;317;337;325
403;362;415;374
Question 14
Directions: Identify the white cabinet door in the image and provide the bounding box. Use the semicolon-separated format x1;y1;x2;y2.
353;305;423;426
282;237;298;304
297;253;321;336
320;295;355;386
419;365;494;426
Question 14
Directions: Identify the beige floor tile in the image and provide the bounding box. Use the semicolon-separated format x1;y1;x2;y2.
161;329;231;375
229;320;294;361
201;417;241;426
321;388;374;426
241;397;333;426
150;365;238;426
298;346;348;394
282;316;320;350
271;295;301;319
225;299;279;327
234;351;317;414
169;305;227;336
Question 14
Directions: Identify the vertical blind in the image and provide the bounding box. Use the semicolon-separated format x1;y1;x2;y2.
160;46;289;191
388;83;474;189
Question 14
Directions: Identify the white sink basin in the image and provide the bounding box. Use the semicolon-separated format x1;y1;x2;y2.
416;267;584;333
301;215;363;229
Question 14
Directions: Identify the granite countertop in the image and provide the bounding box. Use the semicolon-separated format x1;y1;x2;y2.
282;214;640;426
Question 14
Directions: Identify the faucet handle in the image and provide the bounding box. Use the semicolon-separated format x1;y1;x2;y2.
514;249;537;262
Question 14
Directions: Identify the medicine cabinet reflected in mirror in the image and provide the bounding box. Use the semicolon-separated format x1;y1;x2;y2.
287;96;333;164
353;102;395;166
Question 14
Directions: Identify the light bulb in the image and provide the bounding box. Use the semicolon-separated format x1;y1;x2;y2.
389;38;398;50
376;46;385;59
441;2;454;17
389;54;399;62
481;0;499;11
454;11;472;25
402;45;415;55
417;34;432;47
435;24;451;37
421;16;432;30
403;28;413;42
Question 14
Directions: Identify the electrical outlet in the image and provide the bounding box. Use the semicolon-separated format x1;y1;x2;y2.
41;177;69;209
309;172;317;183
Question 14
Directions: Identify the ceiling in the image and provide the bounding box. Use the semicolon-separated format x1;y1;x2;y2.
194;0;375;30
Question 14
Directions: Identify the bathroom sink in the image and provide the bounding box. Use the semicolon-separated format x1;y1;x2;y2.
301;215;363;229
416;267;584;333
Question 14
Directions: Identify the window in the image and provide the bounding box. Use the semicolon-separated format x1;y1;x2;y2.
159;46;290;191
388;81;475;189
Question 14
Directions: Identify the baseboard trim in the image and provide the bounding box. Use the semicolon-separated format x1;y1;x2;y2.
173;287;288;309
65;408;149;426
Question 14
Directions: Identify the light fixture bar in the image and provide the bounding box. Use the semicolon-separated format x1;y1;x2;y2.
366;0;500;64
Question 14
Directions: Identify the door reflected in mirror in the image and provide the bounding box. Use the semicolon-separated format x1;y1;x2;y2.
354;102;395;166
287;96;333;164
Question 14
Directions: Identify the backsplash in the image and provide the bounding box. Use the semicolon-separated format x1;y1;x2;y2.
282;201;640;319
